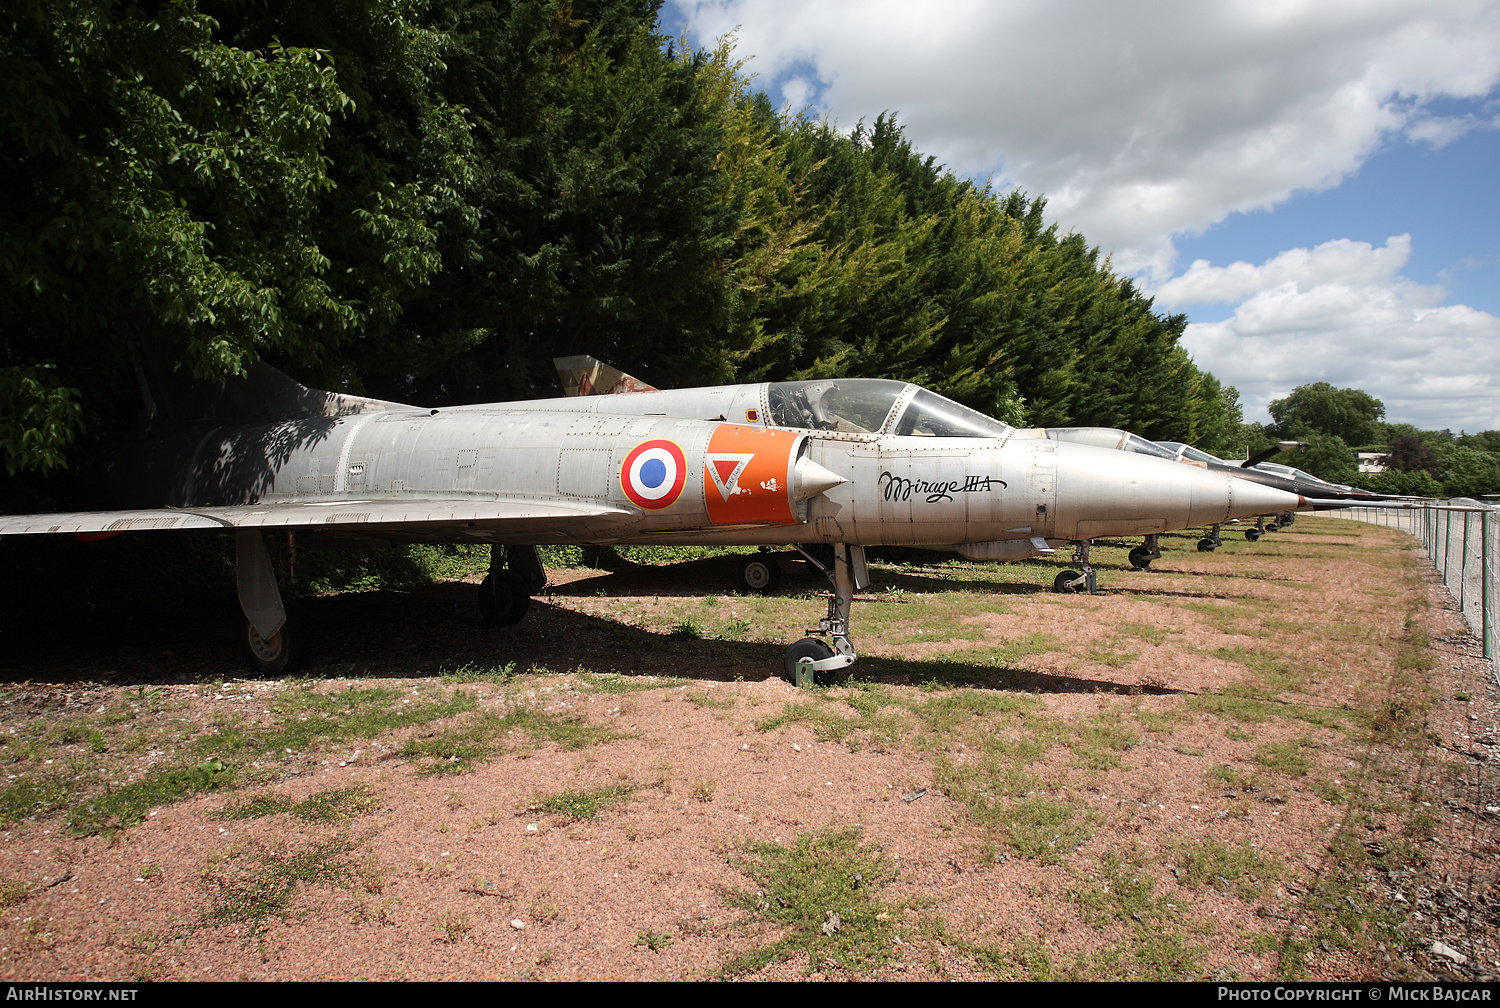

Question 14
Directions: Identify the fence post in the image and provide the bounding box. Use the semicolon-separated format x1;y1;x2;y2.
1444;508;1452;585
1460;511;1470;614
1484;509;1492;663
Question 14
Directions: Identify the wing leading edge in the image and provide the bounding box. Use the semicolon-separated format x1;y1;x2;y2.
0;498;632;537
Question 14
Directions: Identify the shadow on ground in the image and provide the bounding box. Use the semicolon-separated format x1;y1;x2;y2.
0;573;1183;697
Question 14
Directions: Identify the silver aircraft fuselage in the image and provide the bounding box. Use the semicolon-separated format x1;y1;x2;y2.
70;376;1306;556
1;368;1310;676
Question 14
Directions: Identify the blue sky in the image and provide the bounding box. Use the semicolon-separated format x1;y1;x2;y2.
665;1;1500;433
1177;112;1500;322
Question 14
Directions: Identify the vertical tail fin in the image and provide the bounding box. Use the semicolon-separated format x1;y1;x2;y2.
553;355;659;396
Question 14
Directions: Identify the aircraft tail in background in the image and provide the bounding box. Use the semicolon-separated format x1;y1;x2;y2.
553;355;659;397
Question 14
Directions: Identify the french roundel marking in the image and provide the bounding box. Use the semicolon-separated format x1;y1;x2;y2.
621;439;687;510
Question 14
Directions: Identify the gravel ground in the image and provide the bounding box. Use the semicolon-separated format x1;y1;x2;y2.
0;518;1493;981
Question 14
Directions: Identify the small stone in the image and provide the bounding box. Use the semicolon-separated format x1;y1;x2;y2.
1432;941;1468;965
510;919;526;930
791;744;802;752
526;824;538;832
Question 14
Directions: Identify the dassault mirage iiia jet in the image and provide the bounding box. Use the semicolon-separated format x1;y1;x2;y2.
0;364;1306;678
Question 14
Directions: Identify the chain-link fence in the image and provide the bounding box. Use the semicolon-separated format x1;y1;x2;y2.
1325;501;1497;680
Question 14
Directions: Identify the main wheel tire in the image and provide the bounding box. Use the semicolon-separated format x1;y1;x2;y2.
1197;538;1216;552
479;573;532;627
1264;522;1279;532
243;607;303;676
1053;570;1082;593
1244;529;1260;542
783;637;835;682
1127;546;1153;570
738;555;781;594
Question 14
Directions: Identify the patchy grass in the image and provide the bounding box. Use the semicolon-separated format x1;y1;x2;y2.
524;784;637;822
1116;622;1180;646
1084;643;1139;668
400;707;630;775
721;828;903;975
1174;840;1280;901
1255;741;1313;777
574;672;691;693
439;662;517;685
1064;710;1138;770
219;785;380;823
1000;797;1093;863
200;833;379;934
0;880;30;908
69;758;237;836
1209;645;1311;692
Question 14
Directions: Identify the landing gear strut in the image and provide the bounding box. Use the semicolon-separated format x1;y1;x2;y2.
1128;534;1161;571
1197;523;1223;552
479;545;546;627
236;529;304;675
1053;539;1102;594
783;544;868;681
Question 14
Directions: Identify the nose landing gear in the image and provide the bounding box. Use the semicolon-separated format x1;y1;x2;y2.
784;544;868;681
1197;523;1223;552
1127;534;1162;570
1053;539;1104;594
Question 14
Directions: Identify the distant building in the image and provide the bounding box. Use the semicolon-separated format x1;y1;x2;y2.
1357;452;1388;474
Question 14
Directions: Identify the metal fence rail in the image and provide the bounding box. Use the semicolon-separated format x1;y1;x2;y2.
1325;502;1497;680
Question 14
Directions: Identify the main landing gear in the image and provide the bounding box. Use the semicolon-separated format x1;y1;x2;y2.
236;529;305;676
737;553;782;594
1247;514;1285;541
783;544;869;681
1127;534;1162;571
1197;523;1224;552
1053;539;1104;594
479;545;547;627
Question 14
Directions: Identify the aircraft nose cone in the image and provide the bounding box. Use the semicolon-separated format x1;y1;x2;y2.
1051;441;1303;538
1215;476;1305;524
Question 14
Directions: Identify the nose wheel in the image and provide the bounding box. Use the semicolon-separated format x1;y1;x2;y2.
1053;540;1102;593
1197;523;1224;552
1127;534;1161;571
782;544;867;682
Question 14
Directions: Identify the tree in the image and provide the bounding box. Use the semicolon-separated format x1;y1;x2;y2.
1381;434;1439;474
1362;468;1445;497
0;0;473;474
1436;444;1500;499
1283;433;1358;486
1;1;1241;488
1267;383;1385;447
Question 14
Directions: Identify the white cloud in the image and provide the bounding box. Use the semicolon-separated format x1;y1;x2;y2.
1165;237;1500;431
670;0;1500;277
667;1;1500;431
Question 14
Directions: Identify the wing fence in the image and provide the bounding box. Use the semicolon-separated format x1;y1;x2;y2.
1322;501;1497;682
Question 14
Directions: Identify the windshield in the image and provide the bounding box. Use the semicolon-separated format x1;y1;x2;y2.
767;379;907;433
893;388;1014;438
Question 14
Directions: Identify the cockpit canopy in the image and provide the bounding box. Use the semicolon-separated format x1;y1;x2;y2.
1044;428;1179;460
1157;441;1225;465
766;379;1013;438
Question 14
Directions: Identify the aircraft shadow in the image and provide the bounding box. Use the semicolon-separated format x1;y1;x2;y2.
0;578;1180;697
547;553;1063;600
